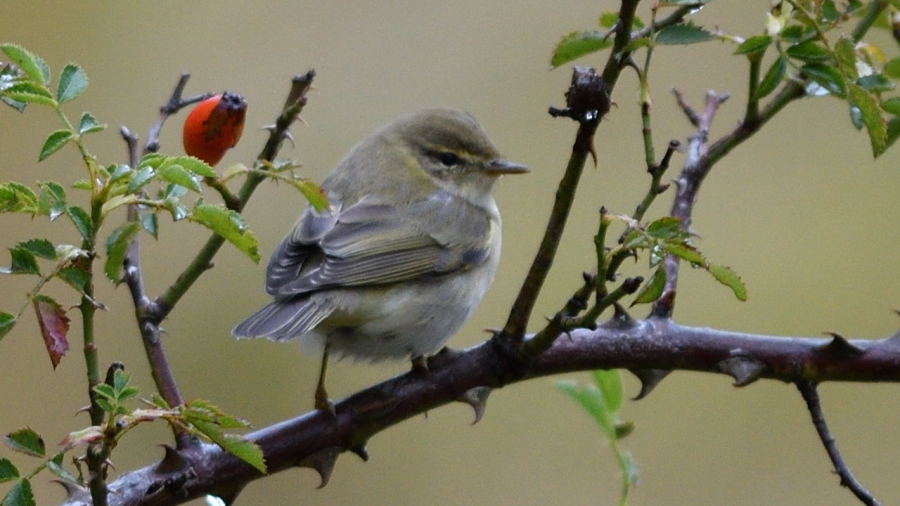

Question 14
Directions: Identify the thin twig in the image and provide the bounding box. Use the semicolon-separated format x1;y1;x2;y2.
797;381;880;506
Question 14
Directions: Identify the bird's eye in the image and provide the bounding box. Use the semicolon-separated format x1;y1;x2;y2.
437;152;461;166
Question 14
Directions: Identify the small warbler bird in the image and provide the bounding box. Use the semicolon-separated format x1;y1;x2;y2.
232;108;527;411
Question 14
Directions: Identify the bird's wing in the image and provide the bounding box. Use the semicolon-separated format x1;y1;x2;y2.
267;192;493;298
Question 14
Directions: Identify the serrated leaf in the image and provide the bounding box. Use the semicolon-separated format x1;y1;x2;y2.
78;112;105;134
137;153;167;170
0;182;38;213
0;312;15;340
883;56;900;79
38;181;66;220
786;41;831;63
126;166;155;194
8;247;39;275
158;164;201;193
93;384;116;402
33;295;69;369
100;194;138;217
17;238;56;260
47;453;78;484
4;428;45;457
801;62;846;97
1;44;44;83
1;81;55;106
593;369;623;413
141;212;159;238
848;82;887;157
0;457;18;483
71;180;92;190
881;97;900;116
556;381;614;438
57;266;89;292
286;178;328;212
599;12;619;28
193;419;266;473
104;222;141;282
56;63;87;103
735;35;771;56
39;130;73;161
631;266;666;305
646;216;682;240
113;368;129;391
622;229;652;249
707;263;747;301
3;478;35;506
756;56;786;99
189;204;259;262
833;38;858;79
663;242;704;264
162;156;216;178
551;30;612;69
66;206;93;242
656;22;714;45
780;25;808;43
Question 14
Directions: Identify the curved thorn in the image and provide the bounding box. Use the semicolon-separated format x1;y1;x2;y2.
456;386;492;425
298;446;341;489
717;356;766;387
629;369;671;400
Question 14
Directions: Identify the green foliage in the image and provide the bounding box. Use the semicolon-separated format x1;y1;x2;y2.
3;428;45;458
558;370;637;505
189;204;260;262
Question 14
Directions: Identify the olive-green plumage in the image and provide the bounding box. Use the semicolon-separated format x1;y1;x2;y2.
232;108;526;408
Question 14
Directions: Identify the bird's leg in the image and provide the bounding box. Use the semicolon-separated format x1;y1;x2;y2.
314;343;336;416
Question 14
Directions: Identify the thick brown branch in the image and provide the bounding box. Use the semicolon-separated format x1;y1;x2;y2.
62;320;900;506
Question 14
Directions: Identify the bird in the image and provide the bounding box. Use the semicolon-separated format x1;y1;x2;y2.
232;107;527;412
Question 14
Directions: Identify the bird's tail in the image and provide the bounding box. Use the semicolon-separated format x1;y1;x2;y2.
232;298;334;342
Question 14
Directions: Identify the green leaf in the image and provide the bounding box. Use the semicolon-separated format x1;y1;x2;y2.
756;56;786;99
100;194;138;217
619;37;651;55
592;369;623;413
47;453;78;484
38;181;66;220
801;62;846;97
631;267;666;305
881;97;900;115
286;178;328;212
162;156;216;178
886;117;900;149
833;38;858;79
707;263;748;301
779;25;808;44
8;247;39;275
104;222;141;282
57;266;89;292
0;182;38;213
663;242;704;264
189;204;259;262
646;216;682;240
551;30;612;69
126;166;156;194
599;12;619;28
0;44;44;83
218;434;267;474
622;229;652;249
0;312;15;340
3;478;35;506
556;381;614;438
655;22;714;45
141;212;159;238
93;384;116;403
56;63;88;103
735;35;771;56
884;56;900;79
1;81;55;106
66;206;93;242
0;457;18;483
615;421;635;439
785;41;831;63
848;83;888;157
78;112;105;134
158;164;201;193
4;428;45;457
18;238;56;260
856;74;895;93
39;130;73;161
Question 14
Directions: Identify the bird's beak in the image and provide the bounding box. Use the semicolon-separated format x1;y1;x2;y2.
483;159;529;176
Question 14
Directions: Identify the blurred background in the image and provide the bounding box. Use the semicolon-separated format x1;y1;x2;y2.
2;1;900;505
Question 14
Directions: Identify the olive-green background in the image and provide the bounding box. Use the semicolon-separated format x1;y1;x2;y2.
2;2;900;505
